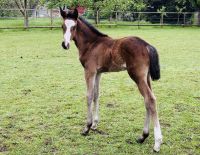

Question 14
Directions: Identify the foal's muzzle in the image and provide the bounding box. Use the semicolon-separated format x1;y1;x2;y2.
62;41;70;50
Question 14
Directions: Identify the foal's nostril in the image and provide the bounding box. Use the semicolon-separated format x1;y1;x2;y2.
61;41;70;50
62;41;67;50
66;44;70;49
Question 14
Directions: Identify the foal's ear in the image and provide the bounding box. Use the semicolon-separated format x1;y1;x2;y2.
59;7;67;18
73;8;79;19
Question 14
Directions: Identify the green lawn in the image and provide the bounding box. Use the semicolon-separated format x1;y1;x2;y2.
0;27;200;154
0;18;62;28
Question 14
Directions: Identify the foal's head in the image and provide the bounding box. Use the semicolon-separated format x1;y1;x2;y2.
60;7;78;50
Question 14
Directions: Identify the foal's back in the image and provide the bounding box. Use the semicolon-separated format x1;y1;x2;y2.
93;36;150;73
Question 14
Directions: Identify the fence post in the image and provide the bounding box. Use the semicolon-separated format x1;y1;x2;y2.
160;13;163;27
177;12;180;25
96;10;99;25
115;11;118;24
183;12;186;27
50;9;53;30
137;12;140;29
35;8;37;18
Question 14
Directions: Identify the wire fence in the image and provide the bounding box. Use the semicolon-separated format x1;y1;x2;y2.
0;8;199;29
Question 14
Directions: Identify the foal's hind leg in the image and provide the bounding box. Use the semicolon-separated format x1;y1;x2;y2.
128;70;162;152
91;73;101;130
137;75;151;143
138;79;162;152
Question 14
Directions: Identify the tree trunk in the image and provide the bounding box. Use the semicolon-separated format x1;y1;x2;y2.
197;11;200;25
93;1;100;25
94;9;99;24
194;11;200;25
50;9;53;30
24;0;29;28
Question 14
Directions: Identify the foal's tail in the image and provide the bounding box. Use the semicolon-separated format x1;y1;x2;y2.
147;45;160;81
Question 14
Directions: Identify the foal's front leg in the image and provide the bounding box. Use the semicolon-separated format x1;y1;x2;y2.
82;70;96;136
91;73;101;130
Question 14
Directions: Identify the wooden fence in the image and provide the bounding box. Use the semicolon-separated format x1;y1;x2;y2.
0;9;199;29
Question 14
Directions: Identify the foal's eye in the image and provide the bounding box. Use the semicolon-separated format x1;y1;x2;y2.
71;26;75;31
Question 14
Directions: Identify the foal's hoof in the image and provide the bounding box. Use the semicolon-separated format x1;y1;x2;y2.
91;125;97;131
81;127;91;136
153;138;162;152
153;146;160;152
81;131;89;136
136;137;145;144
136;133;149;143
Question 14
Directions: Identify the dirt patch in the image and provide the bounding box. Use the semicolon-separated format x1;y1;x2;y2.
6;123;14;129
66;116;75;119
51;146;58;153
106;102;119;108
22;89;31;95
160;121;171;127
24;135;32;141
18;128;24;132
2;134;10;139
6;115;14;119
106;103;114;108
92;129;109;135
106;101;119;108
126;139;134;144
195;144;200;149
174;103;189;112
0;144;8;152
194;97;200;100
44;138;52;145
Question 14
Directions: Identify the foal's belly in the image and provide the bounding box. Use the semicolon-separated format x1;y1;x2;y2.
108;63;127;72
98;63;127;73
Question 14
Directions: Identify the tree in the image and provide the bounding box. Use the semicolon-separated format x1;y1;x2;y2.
176;0;200;25
0;0;41;27
176;6;186;24
43;0;92;9
15;0;40;27
190;0;200;25
13;0;40;16
157;6;166;26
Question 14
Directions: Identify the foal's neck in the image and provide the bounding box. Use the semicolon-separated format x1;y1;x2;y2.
73;19;106;55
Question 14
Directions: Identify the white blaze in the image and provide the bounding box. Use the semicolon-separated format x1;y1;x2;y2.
64;19;76;47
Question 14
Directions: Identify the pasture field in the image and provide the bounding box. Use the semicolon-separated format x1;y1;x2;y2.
0;27;200;154
0;18;62;28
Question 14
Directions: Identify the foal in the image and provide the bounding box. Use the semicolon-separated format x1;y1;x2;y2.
59;8;162;152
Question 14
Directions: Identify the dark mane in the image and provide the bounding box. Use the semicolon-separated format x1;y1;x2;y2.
79;17;108;37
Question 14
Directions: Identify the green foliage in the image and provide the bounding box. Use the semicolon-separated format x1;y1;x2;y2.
176;0;200;11
157;6;167;17
157;6;166;13
0;0;199;13
189;0;200;8
43;0;93;8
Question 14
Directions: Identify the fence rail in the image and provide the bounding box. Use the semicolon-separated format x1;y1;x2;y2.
0;9;199;29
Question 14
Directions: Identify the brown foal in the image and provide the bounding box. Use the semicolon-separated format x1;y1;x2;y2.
59;7;163;152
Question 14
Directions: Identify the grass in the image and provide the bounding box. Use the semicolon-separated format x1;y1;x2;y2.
0;27;200;154
0;18;62;28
